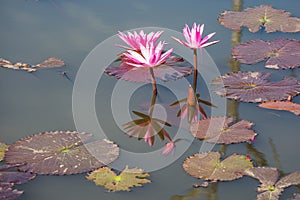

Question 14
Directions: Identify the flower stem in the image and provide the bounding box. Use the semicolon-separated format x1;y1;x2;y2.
149;68;157;95
193;49;198;92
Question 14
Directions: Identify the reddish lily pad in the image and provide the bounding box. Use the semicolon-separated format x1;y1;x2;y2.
183;152;253;181
218;5;300;33
190;116;256;144
87;166;151;192
0;184;23;200
5;131;119;175
105;56;192;82
245;167;300;200
0;143;8;162
232;39;300;69
212;71;300;102
258;101;300;115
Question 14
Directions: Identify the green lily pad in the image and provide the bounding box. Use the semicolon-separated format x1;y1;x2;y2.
5;131;119;175
0;143;8;162
183;152;253;181
218;5;300;33
190;116;256;144
245;167;300;200
86;166;151;192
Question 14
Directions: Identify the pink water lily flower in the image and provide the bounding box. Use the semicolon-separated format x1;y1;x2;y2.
172;23;219;50
116;30;163;51
123;41;173;68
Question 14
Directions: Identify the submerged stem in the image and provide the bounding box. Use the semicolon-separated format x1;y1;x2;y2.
149;89;157;117
149;68;157;95
193;49;198;92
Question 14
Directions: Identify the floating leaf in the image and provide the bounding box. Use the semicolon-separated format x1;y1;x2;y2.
0;184;23;200
212;71;300;102
105;56;192;82
259;101;300;115
86;166;151;192
0;172;35;185
190;116;256;144
0;165;36;185
33;57;66;69
0;143;8;161
218;5;300;33
245;167;300;200
5;131;119;175
0;57;65;72
232;39;300;69
183;152;253;181
123;111;172;146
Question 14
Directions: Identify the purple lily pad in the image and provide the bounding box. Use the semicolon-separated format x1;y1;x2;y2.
0;172;35;185
212;71;300;102
0;184;23;200
190;116;256;144
5;131;119;175
232;39;300;69
218;5;300;33
105;56;192;82
245;167;300;200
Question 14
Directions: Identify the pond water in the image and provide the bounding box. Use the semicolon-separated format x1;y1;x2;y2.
1;0;300;200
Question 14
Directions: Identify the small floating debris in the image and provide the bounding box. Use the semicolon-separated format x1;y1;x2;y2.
0;57;66;72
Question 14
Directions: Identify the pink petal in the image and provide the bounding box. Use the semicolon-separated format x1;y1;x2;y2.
157;48;173;65
199;24;204;37
200;40;220;48
172;37;194;49
200;32;216;46
125;50;146;63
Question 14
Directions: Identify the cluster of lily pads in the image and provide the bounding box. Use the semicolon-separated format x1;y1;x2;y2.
1;4;300;200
